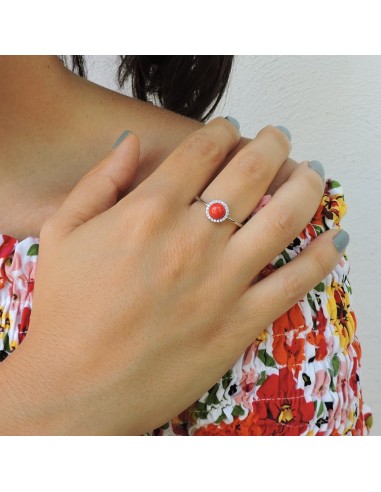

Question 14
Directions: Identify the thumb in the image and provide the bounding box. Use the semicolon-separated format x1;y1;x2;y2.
49;130;140;236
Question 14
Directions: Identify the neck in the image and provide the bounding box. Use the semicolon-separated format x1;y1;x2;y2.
0;55;200;182
0;55;75;119
0;55;68;87
0;55;124;172
0;55;201;208
0;56;91;160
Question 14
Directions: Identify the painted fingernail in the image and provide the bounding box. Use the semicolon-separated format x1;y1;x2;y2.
224;116;240;131
332;230;350;253
112;130;131;149
308;160;325;181
275;125;292;141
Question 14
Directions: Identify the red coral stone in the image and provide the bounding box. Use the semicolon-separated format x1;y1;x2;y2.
209;202;226;219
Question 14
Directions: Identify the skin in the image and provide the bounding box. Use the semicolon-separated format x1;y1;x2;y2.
0;55;296;239
0;56;344;435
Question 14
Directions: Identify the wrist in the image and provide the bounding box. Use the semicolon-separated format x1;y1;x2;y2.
0;340;72;435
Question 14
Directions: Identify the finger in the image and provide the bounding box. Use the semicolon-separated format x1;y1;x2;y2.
47;131;140;236
233;228;350;348
265;157;299;196
192;125;291;231
142;116;241;205
227;160;325;287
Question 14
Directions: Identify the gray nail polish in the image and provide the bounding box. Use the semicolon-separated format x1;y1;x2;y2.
308;160;325;181
224;116;240;131
332;230;350;253
275;125;292;141
112;130;130;149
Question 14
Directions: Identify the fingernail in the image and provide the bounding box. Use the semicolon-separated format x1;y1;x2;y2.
275;125;292;141
332;230;350;253
308;160;325;181
112;130;130;150
224;116;240;131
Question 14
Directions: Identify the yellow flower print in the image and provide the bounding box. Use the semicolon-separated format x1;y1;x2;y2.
256;329;268;345
319;193;347;227
326;281;355;353
0;306;12;332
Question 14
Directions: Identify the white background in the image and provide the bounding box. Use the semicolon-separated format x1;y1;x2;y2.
86;55;381;435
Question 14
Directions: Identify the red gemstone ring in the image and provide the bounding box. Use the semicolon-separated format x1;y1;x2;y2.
195;196;244;228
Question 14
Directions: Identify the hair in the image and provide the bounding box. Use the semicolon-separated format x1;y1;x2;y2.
61;56;234;122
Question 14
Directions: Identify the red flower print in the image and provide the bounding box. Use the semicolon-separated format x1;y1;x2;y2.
272;304;306;371
194;412;262;436
273;304;306;336
300;223;318;241
349;354;359;395
0;235;17;258
258;263;277;280
252;368;315;435
194;368;315;436
306;306;328;360
306;331;328;360
18;306;31;344
272;336;305;368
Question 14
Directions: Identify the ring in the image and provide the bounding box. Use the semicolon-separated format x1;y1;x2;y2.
195;196;244;228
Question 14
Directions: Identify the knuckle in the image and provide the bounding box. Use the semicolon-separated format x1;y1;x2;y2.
261;125;290;152
268;207;297;236
235;149;271;180
281;271;306;303
305;162;325;192
313;248;330;279
163;240;194;284
183;133;223;163
128;194;171;239
91;172;120;201
260;124;278;136
137;195;169;224
40;218;58;239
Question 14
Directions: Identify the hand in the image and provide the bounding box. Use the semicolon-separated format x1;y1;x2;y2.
1;118;346;435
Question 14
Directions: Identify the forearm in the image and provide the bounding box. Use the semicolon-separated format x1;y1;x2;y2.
0;347;45;435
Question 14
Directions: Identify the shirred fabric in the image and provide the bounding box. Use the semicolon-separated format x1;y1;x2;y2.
0;178;373;435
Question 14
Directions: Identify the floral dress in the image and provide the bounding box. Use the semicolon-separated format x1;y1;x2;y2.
0;178;373;436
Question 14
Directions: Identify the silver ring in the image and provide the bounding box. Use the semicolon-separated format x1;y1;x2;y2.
195;196;244;228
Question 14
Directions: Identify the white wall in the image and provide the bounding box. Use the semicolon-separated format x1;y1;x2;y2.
87;55;381;435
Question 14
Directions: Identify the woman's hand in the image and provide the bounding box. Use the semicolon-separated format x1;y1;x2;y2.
1;118;347;435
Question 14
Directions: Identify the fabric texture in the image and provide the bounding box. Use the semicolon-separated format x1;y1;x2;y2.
0;178;373;435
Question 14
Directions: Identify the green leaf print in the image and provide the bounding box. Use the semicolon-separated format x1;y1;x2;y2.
365;414;373;430
317;401;325;418
257;371;267;386
332;354;340;377
282;249;291;263
314;281;325;292
205;383;220;406
328;369;336;392
258;349;276;368
195;401;208;420
3;332;10;352
330;180;341;190
27;244;39;256
307;293;316;312
232;405;245;418
222;369;233;390
215;411;227;424
275;258;284;269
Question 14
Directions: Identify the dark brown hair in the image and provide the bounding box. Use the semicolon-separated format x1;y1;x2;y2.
62;56;234;122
